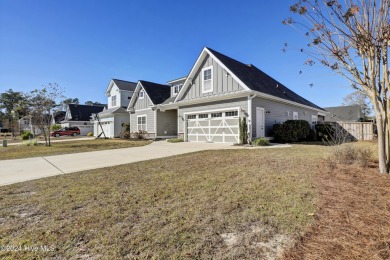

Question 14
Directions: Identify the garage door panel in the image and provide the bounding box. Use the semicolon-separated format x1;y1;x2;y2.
211;136;223;143
186;110;239;143
225;136;238;143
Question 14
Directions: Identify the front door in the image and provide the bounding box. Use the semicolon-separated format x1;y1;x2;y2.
256;107;265;138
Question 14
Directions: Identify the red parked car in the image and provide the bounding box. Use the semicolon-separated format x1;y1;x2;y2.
51;127;80;137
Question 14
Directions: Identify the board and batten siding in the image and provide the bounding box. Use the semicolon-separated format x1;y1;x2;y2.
180;54;244;101
251;96;319;137
130;109;155;133
134;91;153;110
178;98;248;134
156;110;177;137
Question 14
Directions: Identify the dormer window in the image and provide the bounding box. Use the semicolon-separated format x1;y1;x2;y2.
111;95;117;107
202;66;213;93
139;90;144;99
173;84;182;96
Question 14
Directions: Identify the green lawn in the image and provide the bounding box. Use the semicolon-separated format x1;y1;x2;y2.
0;139;152;160
0;145;327;259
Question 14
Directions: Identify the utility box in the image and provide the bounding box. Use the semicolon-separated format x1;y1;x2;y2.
2;139;7;147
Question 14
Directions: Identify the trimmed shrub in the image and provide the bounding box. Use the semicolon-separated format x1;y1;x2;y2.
50;124;62;131
167;138;184;143
252;137;270;146
273;120;312;142
239;117;248;144
87;132;93;137
121;131;130;139
131;130;149;140
20;131;33;140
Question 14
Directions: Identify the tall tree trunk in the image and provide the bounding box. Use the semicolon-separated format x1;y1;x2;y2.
375;113;390;173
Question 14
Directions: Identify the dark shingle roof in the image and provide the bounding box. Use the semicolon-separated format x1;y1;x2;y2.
139;80;171;105
161;96;176;105
206;48;324;110
112;79;137;92
68;104;105;121
53;111;66;123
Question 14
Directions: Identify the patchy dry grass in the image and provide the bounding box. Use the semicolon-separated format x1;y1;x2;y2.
285;141;390;259
0;145;324;259
0;139;151;160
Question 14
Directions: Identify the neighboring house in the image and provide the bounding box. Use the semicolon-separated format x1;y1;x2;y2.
18;117;35;134
323;105;363;122
128;47;325;143
51;111;66;125
61;104;105;135
93;79;137;138
18;114;51;135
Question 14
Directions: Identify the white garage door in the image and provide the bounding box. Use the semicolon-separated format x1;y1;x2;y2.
97;122;111;138
186;109;239;143
76;125;93;136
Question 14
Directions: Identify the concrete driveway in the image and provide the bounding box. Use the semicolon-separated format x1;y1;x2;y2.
0;141;290;186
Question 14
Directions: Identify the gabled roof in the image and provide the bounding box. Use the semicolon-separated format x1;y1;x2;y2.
53;111;66;124
206;48;323;110
174;47;323;111
112;79;137;91
67;104;105;121
106;79;137;95
139;80;171;105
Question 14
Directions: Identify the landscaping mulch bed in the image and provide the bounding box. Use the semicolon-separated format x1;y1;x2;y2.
284;160;390;259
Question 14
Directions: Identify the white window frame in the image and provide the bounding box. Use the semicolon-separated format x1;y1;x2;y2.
139;90;144;99
173;84;182;96
137;115;147;131
202;66;213;93
111;95;117;107
293;111;298;120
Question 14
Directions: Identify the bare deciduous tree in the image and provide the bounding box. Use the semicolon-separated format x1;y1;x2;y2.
284;0;390;173
342;90;372;119
27;83;64;146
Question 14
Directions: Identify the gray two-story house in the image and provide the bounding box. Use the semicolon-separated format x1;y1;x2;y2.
128;47;326;143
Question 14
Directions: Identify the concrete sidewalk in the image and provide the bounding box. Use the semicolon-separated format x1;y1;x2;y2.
6;137;94;146
0;141;291;186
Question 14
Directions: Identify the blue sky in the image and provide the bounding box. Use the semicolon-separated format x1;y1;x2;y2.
0;0;352;107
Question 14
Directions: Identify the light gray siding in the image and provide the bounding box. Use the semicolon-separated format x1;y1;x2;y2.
134;91;153;110
180;54;244;101
120;90;133;108
130;109;155;133
156;110;177;137
178;98;248;134
251;96;318;137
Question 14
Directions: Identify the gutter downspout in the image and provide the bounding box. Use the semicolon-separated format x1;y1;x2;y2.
248;94;257;142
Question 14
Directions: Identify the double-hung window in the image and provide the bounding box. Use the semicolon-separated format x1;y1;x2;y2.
173;84;182;95
111;95;117;107
137;116;146;131
293;112;298;120
139;90;144;99
202;66;213;93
